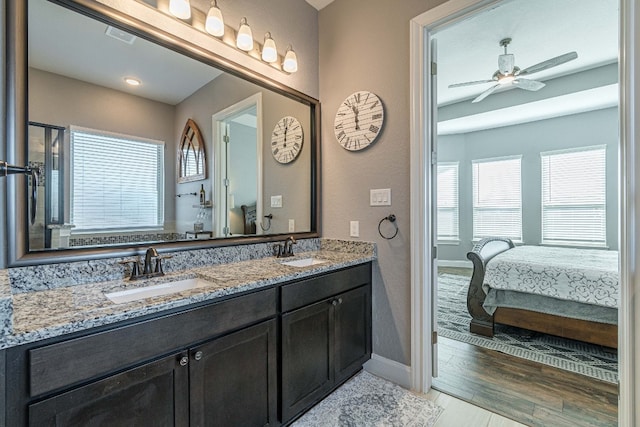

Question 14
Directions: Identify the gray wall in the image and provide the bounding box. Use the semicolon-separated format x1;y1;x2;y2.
438;107;619;261
174;73;311;235
319;0;446;366
28;68;178;228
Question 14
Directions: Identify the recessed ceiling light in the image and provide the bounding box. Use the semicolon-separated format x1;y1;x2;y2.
124;77;141;86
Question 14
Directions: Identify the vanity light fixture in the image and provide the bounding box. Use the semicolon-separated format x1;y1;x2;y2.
236;17;254;52
282;45;298;73
169;0;191;20
262;32;278;63
124;77;141;86
204;0;224;37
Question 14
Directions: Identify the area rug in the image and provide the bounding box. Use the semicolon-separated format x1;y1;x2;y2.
292;371;443;427
437;273;618;384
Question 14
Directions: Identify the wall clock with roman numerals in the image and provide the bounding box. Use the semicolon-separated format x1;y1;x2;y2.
271;116;304;164
334;90;384;151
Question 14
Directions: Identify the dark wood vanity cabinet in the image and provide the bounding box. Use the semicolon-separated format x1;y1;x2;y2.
27;319;278;427
7;288;278;427
4;262;372;427
280;264;372;423
28;351;191;427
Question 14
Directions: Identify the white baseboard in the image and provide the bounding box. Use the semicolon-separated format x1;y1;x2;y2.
437;259;472;268
363;353;412;389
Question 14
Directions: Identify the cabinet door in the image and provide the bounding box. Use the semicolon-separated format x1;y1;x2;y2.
28;352;189;427
281;299;334;422
189;319;277;427
334;285;372;384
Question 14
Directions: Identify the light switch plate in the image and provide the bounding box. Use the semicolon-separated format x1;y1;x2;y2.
288;219;295;232
271;195;282;208
370;188;391;206
350;221;359;237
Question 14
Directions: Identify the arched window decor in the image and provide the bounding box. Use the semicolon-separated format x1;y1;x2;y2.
178;118;206;183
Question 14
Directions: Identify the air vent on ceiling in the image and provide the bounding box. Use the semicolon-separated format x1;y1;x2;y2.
105;26;137;45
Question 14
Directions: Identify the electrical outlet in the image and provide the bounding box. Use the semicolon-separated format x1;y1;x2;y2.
370;188;391;206
288;219;295;232
350;221;359;237
271;195;282;208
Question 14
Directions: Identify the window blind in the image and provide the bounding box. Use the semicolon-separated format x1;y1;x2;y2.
437;162;459;241
541;146;606;246
472;156;522;241
71;127;165;231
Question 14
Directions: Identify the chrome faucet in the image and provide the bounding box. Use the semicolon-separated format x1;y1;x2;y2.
275;236;296;258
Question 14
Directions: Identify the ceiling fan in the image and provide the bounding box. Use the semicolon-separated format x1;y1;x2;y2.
449;38;578;103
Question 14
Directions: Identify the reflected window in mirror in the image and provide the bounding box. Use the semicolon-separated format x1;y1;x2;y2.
70;126;165;231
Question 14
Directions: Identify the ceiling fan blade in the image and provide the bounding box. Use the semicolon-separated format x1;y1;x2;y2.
513;78;545;91
448;79;494;88
498;54;515;75
472;84;500;103
517;51;578;76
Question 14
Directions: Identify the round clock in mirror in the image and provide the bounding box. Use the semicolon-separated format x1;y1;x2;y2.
334;90;384;151
271;116;303;164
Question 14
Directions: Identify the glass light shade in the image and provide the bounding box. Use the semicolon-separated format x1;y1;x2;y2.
236;18;254;51
262;33;278;63
283;46;298;73
169;0;191;19
205;3;224;37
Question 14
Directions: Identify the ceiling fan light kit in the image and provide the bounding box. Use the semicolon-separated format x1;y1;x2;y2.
449;37;578;103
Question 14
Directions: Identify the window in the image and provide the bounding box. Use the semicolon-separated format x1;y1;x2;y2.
437;162;459;241
541;146;606;246
472;156;522;241
71;127;165;231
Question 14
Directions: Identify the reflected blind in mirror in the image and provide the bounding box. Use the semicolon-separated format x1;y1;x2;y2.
437;162;459;241
71;126;165;231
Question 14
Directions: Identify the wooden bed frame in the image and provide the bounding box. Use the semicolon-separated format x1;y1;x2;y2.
466;237;618;349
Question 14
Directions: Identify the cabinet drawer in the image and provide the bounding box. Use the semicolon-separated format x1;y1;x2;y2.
281;263;371;312
29;287;276;397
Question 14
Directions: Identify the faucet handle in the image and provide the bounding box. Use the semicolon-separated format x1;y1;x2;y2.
118;258;141;279
154;255;173;274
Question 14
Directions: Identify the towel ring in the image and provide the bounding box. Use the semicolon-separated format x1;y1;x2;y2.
378;214;398;240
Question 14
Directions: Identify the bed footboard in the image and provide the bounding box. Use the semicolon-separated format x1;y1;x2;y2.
466;237;515;336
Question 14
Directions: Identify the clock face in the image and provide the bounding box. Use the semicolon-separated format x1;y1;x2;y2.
334;91;384;151
271;116;303;164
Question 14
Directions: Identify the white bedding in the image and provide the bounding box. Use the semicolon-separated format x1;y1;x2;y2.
482;246;619;309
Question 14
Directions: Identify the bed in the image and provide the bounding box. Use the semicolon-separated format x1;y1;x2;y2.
466;237;618;348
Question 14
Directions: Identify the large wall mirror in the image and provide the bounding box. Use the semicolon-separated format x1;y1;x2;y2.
6;0;319;266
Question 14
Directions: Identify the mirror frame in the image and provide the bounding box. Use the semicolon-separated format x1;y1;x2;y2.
6;0;321;266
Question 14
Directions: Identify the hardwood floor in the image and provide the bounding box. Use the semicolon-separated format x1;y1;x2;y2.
432;336;618;426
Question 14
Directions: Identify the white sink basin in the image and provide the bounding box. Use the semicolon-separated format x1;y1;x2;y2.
105;277;211;304
280;257;327;268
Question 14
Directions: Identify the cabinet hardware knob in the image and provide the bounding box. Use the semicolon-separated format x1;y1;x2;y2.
332;300;338;306
194;351;203;361
338;298;343;304
179;356;188;366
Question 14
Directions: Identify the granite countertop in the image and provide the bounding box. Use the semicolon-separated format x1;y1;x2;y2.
2;248;374;349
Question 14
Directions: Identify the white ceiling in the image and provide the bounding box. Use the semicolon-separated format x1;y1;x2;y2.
434;0;619;133
29;0;222;105
435;0;618;106
304;0;335;11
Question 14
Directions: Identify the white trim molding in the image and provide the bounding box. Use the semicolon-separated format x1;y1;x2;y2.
363;354;412;389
